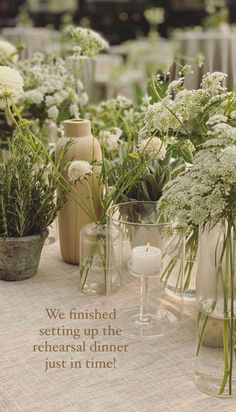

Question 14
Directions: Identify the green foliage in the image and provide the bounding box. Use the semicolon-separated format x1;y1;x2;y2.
147;77;169;103
0;132;67;237
117;156;185;203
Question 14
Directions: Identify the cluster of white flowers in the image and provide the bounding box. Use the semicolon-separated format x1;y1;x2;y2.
201;72;227;95
17;53;87;124
139;137;166;160
166;78;184;97
160;134;236;230
0;66;24;109
179;64;193;76
96;95;133;114
206;114;228;127
140;98;182;138
65;26;109;58
0;39;18;63
99;127;122;151
140;71;229;145
68;160;93;183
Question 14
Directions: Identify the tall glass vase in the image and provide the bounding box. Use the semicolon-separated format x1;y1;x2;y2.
196;219;236;397
79;222;122;295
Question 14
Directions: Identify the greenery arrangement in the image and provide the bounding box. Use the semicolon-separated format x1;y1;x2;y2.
0;65;70;239
0;132;67;237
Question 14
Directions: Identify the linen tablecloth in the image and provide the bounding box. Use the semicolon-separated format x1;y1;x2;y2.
0;242;236;411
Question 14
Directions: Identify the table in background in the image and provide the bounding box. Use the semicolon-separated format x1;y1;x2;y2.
174;30;236;90
0;242;236;411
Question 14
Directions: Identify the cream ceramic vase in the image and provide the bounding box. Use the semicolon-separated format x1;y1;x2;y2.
56;119;102;264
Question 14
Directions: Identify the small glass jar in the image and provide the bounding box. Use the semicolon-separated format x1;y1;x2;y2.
79;222;122;295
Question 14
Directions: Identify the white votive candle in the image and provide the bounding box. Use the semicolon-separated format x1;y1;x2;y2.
131;245;162;276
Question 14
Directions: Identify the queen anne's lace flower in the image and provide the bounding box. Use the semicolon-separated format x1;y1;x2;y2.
139;137;166;160
68;160;93;183
166;78;184;96
0;66;23;109
206;114;228;127
65;26;108;58
159;133;236;231
201;72;228;95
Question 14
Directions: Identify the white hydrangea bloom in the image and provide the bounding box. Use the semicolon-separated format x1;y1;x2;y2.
0;66;23;108
68;160;93;183
139;137;166;160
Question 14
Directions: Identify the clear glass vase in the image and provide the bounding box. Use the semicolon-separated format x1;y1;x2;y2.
161;229;198;300
79;222;122;295
196;220;236;397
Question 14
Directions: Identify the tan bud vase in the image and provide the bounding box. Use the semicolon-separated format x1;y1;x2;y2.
56;119;102;264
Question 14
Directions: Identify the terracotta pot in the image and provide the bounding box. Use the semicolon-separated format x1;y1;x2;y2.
0;230;48;281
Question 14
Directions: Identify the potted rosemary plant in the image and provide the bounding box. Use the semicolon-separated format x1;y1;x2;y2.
0;66;67;281
0;131;67;281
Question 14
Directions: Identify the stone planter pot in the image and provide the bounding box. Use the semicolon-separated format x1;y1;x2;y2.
0;230;48;281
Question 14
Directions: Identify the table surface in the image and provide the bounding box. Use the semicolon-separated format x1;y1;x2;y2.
1;242;236;412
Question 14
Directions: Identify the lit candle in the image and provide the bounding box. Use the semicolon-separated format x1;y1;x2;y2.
131;244;162;276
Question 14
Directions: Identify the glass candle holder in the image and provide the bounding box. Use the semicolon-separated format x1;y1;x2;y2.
107;201;183;338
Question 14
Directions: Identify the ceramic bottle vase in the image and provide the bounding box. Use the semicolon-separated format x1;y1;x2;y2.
56;119;102;264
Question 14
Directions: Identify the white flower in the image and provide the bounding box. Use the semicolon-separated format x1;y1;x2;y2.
69;103;79;117
47;105;59;120
0;39;18;62
206;114;228;127
230;111;236;120
181;64;193;76
167;78;184;96
45;95;55;107
23;90;44;105
201;72;228;95
100;127;122;151
0;66;23;109
65;26;109;58
220;146;236;164
68;160;93;183
139;137;166;160
80;92;88;106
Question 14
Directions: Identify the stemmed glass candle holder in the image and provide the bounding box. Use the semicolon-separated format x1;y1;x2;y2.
107;201;183;338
